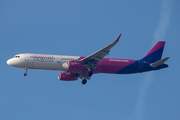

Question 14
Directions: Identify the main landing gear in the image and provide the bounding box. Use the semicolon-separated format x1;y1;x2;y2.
81;71;93;85
82;79;87;85
24;68;27;76
88;71;93;77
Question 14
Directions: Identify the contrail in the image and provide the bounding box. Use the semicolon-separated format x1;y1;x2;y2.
132;73;153;120
153;0;171;45
131;0;172;120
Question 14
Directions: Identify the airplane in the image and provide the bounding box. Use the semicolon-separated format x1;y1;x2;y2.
7;34;169;85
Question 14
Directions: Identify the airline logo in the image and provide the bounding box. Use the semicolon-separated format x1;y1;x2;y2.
109;59;129;62
31;54;54;62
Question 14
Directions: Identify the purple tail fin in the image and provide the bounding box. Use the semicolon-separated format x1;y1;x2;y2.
141;41;165;63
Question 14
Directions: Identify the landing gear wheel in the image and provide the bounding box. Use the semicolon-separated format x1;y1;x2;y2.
24;73;27;76
88;71;93;77
82;79;87;85
24;68;27;76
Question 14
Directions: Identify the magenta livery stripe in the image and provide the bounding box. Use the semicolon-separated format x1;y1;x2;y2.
78;56;85;60
77;57;136;74
99;58;136;73
144;41;165;57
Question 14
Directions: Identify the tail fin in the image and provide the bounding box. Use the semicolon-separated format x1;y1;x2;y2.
141;41;165;63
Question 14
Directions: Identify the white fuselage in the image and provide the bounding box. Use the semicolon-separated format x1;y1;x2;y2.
7;53;80;71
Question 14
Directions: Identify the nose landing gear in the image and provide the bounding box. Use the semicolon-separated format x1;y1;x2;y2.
24;68;27;76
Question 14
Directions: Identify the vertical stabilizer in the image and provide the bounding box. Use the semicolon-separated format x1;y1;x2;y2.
141;41;165;63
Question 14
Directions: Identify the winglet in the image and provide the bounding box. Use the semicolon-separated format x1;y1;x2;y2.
115;34;122;42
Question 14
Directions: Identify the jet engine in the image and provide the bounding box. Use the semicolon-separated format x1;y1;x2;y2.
62;61;85;70
58;73;78;81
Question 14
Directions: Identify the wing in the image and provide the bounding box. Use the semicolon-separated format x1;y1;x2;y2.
79;34;121;70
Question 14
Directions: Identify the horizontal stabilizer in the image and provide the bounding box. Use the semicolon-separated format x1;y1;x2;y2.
150;57;170;67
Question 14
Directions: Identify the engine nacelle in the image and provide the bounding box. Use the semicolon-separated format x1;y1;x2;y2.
62;61;85;70
58;73;78;81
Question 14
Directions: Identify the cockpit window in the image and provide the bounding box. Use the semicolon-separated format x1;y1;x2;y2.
14;56;20;58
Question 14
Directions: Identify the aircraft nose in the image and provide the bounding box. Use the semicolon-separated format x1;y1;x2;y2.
7;59;13;65
7;59;10;65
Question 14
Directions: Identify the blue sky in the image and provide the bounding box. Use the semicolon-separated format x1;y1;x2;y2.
0;0;180;120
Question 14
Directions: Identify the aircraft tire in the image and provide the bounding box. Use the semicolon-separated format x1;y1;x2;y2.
82;79;87;85
24;73;27;76
88;71;93;77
